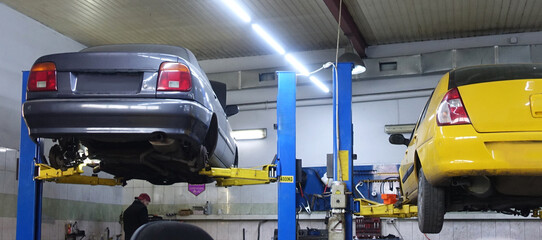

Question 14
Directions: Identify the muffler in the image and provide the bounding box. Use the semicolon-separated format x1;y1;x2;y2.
149;132;180;153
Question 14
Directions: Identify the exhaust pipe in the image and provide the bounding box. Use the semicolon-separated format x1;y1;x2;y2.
453;176;493;198
149;132;180;153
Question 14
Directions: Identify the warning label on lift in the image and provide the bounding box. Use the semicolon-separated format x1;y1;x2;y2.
279;176;294;183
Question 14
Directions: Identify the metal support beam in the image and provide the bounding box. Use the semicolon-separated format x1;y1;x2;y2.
333;63;354;239
35;163;124;186
17;71;43;240
323;0;368;57
354;198;418;218
199;165;277;187
277;71;297;240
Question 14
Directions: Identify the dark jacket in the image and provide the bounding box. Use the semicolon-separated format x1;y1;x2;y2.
123;199;149;240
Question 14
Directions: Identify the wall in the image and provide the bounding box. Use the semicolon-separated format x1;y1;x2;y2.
0;4;127;240
0;3;85;150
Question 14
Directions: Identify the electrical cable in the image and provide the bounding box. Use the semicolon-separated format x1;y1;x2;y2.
257;220;268;240
355;181;366;199
334;0;343;182
391;221;404;240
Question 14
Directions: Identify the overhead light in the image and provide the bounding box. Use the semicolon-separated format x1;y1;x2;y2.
251;24;286;55
285;54;309;75
309;76;330;93
339;52;366;75
232;128;267;140
221;4;329;93
221;0;251;23
352;65;366;74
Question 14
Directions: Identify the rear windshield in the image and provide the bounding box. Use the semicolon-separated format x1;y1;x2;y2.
81;44;200;68
449;64;542;89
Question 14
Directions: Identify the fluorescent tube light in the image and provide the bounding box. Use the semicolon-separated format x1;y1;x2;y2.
309;76;330;93
221;0;251;23
384;124;416;134
285;54;309;75
251;24;286;55
232;128;267;140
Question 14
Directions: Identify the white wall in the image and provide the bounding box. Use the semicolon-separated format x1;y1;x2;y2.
0;4;126;240
228;77;436;168
0;3;86;150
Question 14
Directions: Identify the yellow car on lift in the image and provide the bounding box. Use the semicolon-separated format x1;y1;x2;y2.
390;64;542;233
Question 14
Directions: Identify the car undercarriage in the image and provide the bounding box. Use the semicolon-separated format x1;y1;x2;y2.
47;134;214;185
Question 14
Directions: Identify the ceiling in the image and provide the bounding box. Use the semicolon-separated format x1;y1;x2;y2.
3;0;542;61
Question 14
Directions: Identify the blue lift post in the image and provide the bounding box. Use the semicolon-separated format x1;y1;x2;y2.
333;62;354;239
276;71;297;240
16;71;44;240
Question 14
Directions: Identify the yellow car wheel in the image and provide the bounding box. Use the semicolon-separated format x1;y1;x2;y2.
418;169;445;233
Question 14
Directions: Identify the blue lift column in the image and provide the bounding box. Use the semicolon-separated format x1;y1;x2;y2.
16;71;44;240
276;71;297;240
333;63;354;240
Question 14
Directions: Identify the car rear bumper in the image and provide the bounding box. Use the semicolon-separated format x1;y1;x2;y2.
419;125;542;184
22;98;213;143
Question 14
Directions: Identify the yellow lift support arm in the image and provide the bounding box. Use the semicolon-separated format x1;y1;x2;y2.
354;198;418;218
199;164;277;187
35;163;123;186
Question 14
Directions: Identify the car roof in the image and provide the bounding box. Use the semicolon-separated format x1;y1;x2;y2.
449;64;542;89
81;44;201;68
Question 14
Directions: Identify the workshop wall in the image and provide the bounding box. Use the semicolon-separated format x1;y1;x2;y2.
0;3;85;150
0;4;124;240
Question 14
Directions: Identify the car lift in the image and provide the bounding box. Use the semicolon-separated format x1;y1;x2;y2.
34;163;124;186
16;65;423;240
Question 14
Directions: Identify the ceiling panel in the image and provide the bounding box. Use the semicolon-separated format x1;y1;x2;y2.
345;0;542;45
2;0;542;60
2;0;348;60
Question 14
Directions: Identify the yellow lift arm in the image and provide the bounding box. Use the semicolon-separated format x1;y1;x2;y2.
35;163;123;186
199;164;277;187
354;198;418;218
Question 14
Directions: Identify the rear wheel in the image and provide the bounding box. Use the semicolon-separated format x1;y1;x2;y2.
417;169;445;233
48;144;64;169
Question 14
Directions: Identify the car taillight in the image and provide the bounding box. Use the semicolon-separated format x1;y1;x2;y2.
157;62;191;91
437;88;471;126
28;62;57;92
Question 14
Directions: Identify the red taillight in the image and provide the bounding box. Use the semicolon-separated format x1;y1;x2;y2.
157;62;191;91
28;62;57;92
437;88;471;126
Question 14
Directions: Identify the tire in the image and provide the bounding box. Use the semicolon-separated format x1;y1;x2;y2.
233;148;238;168
417;169;445;233
48;144;64;170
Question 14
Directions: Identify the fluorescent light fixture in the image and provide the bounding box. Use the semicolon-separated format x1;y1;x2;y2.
285;54;309;75
232;128;267;140
309;76;330;93
251;24;286;55
352;65;367;74
221;0;251;23
384;124;416;134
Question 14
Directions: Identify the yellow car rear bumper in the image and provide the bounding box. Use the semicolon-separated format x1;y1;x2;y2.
419;125;542;185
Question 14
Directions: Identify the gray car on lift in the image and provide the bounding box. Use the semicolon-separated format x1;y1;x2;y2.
22;44;238;185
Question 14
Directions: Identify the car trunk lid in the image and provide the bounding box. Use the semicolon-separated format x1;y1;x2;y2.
448;64;542;133
28;52;180;99
457;79;542;133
